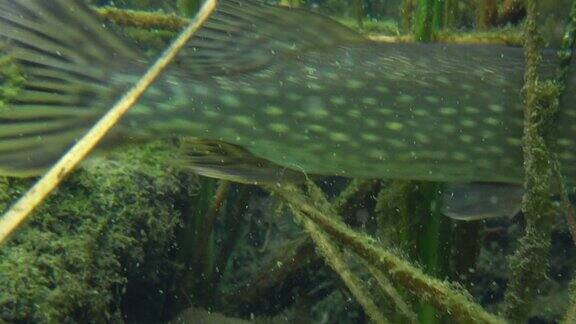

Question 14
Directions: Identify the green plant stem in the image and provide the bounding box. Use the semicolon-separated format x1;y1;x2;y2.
210;185;254;293
298;212;388;324
95;7;188;31
361;257;419;323
269;184;505;324
503;0;556;320
308;180;416;321
414;0;434;41
401;0;416;32
415;182;448;324
172;177;216;310
432;0;444;30
332;179;375;212
193;180;231;263
353;0;364;28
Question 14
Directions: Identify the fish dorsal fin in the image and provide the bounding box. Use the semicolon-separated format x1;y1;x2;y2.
178;138;305;184
178;0;366;76
0;0;140;69
0;0;145;176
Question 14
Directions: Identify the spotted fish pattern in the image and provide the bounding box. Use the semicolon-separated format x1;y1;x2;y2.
0;0;575;186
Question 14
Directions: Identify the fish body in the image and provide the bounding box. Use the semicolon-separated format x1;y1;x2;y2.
137;43;553;183
0;0;575;186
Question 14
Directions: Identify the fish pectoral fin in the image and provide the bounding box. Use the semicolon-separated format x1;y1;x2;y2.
178;138;305;185
441;183;524;221
177;0;366;77
0;0;145;177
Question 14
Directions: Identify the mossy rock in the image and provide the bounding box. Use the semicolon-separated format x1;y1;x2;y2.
0;143;197;323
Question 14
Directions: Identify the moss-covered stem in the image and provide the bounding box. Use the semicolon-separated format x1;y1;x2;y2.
268;184;505;324
376;181;449;324
304;181;387;323
361;258;419;323
95;7;188;31
503;0;556;320
297;209;389;324
375;180;413;249
307;180;415;321
331;179;375;212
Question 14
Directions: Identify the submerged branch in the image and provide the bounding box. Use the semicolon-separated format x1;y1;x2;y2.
503;0;569;319
95;7;188;31
298;211;389;324
361;257;419;323
269;184;505;324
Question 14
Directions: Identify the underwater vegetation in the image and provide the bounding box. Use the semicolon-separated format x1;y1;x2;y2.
1;0;576;323
0;143;196;322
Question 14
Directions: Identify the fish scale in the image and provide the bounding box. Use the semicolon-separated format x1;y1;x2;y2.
0;0;574;188
130;42;558;184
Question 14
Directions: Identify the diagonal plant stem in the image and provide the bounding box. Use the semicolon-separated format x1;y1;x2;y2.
268;184;505;324
297;211;389;323
0;0;218;245
308;180;417;322
360;255;419;323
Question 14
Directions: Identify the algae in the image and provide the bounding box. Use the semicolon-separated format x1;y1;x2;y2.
504;0;576;321
0;142;197;322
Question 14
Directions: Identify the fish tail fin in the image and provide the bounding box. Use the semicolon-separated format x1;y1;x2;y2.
0;0;144;177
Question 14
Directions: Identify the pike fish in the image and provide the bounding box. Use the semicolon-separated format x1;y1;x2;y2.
0;0;575;192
